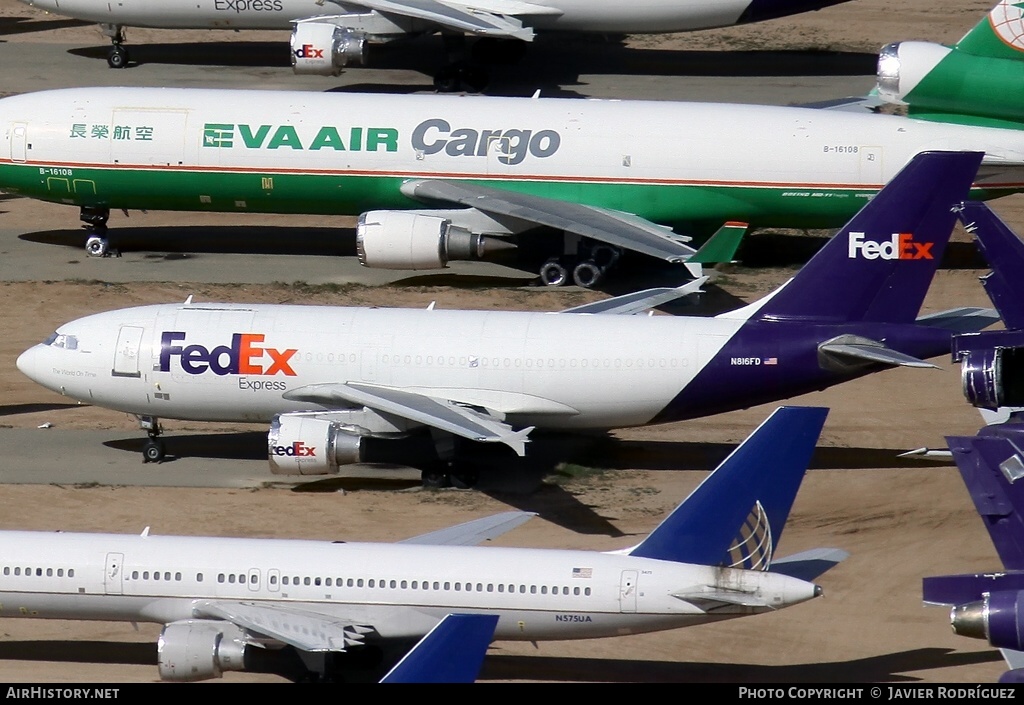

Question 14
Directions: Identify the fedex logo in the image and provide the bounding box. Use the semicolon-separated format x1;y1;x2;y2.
294;44;324;59
159;332;298;376
847;232;934;260
272;441;316;457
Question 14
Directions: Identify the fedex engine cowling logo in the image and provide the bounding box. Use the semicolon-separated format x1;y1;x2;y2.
159;332;297;390
847;232;934;260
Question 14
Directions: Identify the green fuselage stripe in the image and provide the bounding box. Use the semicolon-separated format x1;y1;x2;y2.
0;161;1013;231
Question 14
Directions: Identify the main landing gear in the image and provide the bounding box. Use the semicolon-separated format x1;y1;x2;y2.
138;416;166;463
538;241;622;288
80;206;118;258
101;24;130;69
420;431;479;488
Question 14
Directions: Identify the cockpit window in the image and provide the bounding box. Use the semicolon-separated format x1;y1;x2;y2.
44;332;78;350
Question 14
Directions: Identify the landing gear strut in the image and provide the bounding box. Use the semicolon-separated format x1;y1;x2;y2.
138;415;166;463
101;24;130;69
80;206;117;257
433;34;488;93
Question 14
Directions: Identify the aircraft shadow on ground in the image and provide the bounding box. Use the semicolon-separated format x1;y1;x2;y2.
20;226;356;257
66;35;874;93
0;17;91;37
0;402;82;417
0;640;999;682
480;647;1003;683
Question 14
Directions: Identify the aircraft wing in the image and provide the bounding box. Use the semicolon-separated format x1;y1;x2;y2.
401;179;711;263
401;511;536;545
197;601;374;652
350;0;562;41
559;277;708;315
283;381;533;455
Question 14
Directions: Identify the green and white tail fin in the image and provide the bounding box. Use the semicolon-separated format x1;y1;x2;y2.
876;1;1024;128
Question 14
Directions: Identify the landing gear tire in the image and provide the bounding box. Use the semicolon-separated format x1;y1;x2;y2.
572;260;603;288
107;45;129;69
421;467;451;489
433;61;488;93
142;439;165;463
85;235;109;258
450;467;479;489
539;259;569;287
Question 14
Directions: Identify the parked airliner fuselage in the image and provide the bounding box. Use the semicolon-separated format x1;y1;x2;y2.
15;301;954;430
1;88;1023;231
0;531;818;641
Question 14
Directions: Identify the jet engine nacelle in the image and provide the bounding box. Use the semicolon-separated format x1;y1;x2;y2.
157;620;248;682
291;22;367;76
960;347;1024;410
951;591;1024;651
268;413;365;475
356;211;486;270
877;41;1024;124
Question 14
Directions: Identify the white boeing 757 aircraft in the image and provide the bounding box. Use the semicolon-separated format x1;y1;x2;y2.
16;0;851;90
0;407;844;682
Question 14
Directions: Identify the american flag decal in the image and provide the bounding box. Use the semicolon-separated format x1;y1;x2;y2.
572;567;592;579
763;357;778;365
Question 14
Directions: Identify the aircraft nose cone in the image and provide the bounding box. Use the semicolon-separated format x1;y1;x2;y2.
16;346;44;384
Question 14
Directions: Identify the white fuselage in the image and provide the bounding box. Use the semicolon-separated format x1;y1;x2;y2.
1;88;1022;229
0;530;818;641
17;302;740;427
17;0;766;33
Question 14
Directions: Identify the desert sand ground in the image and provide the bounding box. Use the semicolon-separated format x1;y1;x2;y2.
0;0;1019;684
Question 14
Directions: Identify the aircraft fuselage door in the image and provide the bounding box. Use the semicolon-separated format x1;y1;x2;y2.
112;326;144;378
619;570;638;613
11;123;27;163
104;552;124;595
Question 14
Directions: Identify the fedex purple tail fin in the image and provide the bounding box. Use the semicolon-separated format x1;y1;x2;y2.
956;202;1024;330
751;151;983;324
946;432;1024;570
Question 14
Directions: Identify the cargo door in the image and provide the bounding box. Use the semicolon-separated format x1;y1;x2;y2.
10;123;27;163
112;325;144;378
110;109;187;167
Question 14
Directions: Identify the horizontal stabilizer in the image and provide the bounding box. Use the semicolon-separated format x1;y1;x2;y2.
401;179;700;263
799;95;886;112
769;548;850;581
818;335;938;370
915;306;1000;333
686;222;747;265
559;277;707;315
380;614;498;684
672;586;770;609
401;511;536;546
898;447;953;459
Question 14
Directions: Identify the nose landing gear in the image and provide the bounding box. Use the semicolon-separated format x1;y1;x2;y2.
101;24;130;69
80;206;118;258
138;416;166;463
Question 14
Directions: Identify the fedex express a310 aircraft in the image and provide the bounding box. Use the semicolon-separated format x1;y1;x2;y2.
15;0;852;90
16;152;998;486
0;407;844;682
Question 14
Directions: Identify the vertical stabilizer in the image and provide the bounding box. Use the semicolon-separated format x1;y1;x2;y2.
946;433;1024;571
749;151;981;324
380;613;498;683
955;1;1024;61
956;201;1024;330
628;406;827;567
